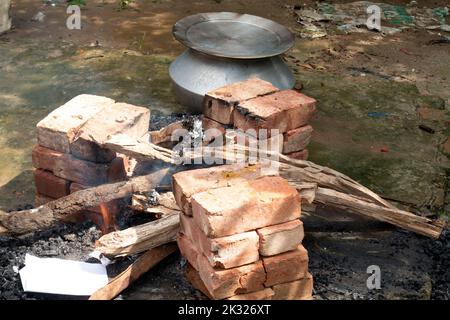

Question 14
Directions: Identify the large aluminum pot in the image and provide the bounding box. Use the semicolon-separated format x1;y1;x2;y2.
169;12;295;113
169;49;295;112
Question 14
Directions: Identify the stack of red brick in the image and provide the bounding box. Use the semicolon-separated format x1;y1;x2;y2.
202;78;316;160
173;163;313;300
32;94;150;225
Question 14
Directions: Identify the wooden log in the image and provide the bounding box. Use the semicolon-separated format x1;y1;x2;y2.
89;243;178;300
131;192;180;216
314;187;445;239
95;212;180;257
0;168;171;235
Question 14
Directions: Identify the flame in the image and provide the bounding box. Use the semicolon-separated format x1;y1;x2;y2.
99;203;117;235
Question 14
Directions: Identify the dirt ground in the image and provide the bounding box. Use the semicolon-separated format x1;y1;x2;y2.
0;0;449;300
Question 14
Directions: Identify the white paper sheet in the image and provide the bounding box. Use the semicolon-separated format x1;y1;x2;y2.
19;254;109;296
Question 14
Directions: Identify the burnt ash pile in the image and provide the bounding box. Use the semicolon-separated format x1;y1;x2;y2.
0;221;101;300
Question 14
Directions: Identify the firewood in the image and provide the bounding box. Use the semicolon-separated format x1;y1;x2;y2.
314;187;445;239
95;212;180;257
89;243;178;300
99;137;444;239
0;168;171;236
131;192;180;217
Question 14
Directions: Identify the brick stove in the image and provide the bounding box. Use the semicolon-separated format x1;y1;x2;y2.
32;94;150;229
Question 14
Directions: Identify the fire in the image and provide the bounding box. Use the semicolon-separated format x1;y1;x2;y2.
99;203;117;235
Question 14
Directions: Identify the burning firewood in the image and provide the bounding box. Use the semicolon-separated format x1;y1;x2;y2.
0;168;171;236
95;212;180;257
131;191;181;218
89;243;178;300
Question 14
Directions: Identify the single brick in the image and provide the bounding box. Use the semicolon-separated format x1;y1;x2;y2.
192;176;301;238
226;288;274;300
180;214;260;269
172;163;277;216
203;78;279;125
284;149;309;160
32;145;125;186
202;117;227;145
197;254;266;300
70;102;150;162
33;169;70;199
150;121;184;145
185;263;213;299
228;129;283;153
233;90;316;135
271;274;313;300
283;125;313;154
177;233;200;270
36;95;114;153
263;245;309;287
257;220;304;256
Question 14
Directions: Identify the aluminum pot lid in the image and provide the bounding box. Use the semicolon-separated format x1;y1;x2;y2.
172;12;294;59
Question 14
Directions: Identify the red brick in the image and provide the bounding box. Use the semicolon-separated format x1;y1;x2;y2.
233;90;316;134
33;169;70;199
229;129;283;153
197;254;266;300
283;125;313;154
172;163;277;216
192;176;301;238
202;117;227;145
36;95;115;153
285;149;309;160
180;214;260;269
70;101;149;162
203;78;279;125
185;263;214;299
263;245;309;287
257;220;304;256
177;233;200;270
150;121;184;145
271;274;313;300
226;288;274;300
32;145;125;186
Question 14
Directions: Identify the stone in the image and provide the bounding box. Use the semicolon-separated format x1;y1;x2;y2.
192;176;301;238
70;102;150;162
180;214;260;269
283;125;313;154
226;288;275;300
271;274;313;300
285;149;309;160
257;220;304;256
33;169;71;199
0;0;11;34
263;245;309;287
197;254;266;300
32;145;126;186
172;163;277;216
233;90;316;135
36;95;114;153
203;78;279;125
